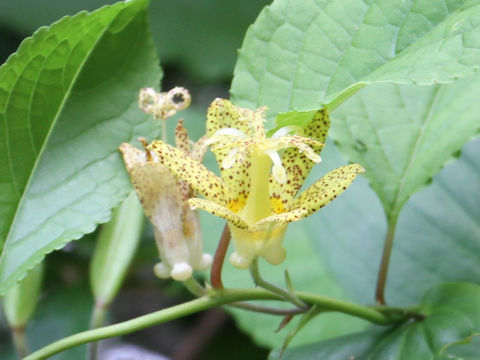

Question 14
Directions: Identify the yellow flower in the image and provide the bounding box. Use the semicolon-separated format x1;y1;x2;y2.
148;99;364;269
119;120;212;281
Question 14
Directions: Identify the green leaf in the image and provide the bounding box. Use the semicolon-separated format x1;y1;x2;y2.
0;0;162;296
271;81;479;219
331;80;480;218
270;283;480;360
306;137;480;306
231;0;480;121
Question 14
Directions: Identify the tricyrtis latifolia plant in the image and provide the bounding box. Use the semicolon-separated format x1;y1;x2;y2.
117;88;374;343
122;88;363;284
3;0;480;359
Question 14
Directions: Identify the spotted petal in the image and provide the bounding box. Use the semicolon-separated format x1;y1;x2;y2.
206;99;254;204
148;140;228;205
190;135;209;162
291;164;365;217
188;198;249;230
119;143;184;232
253;209;307;229
175;119;190;154
206;98;259;138
270;109;330;206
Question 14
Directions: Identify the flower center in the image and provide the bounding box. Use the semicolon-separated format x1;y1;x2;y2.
239;151;273;223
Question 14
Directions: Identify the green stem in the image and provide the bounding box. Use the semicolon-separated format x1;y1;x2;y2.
375;215;399;305
182;277;207;297
372;305;425;321
24;288;414;360
249;258;307;309
12;327;29;358
87;301;108;360
296;291;400;324
161;119;167;144
228;302;306;316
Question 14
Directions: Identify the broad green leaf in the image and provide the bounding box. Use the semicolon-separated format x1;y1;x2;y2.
331;80;480;218
270;283;480;359
231;0;480;121
0;0;162;296
306;137;480;306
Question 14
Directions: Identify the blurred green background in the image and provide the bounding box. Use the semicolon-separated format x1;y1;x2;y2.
0;1;272;359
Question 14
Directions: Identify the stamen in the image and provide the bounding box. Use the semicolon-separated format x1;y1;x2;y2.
222;148;239;169
205;127;248;146
299;145;322;163
271;125;303;139
265;149;286;184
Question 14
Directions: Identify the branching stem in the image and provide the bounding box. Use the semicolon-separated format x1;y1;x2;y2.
249;258;307;309
182;277;207;297
24;287;416;360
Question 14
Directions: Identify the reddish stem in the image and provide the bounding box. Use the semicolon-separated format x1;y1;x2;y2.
210;224;230;289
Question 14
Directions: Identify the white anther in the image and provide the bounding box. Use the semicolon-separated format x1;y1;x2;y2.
271;125;303;139
304;148;322;163
222;148;239;169
265;149;286;184
205;128;248;146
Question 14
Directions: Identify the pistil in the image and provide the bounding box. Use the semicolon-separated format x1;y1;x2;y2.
240;151;273;224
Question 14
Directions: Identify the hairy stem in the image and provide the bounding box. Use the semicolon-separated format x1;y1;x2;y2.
210;224;230;289
24;287;411;360
249;258;307;309
375;215;399;305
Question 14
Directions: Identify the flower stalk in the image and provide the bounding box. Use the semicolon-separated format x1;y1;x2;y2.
24;287;420;360
249;257;308;310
